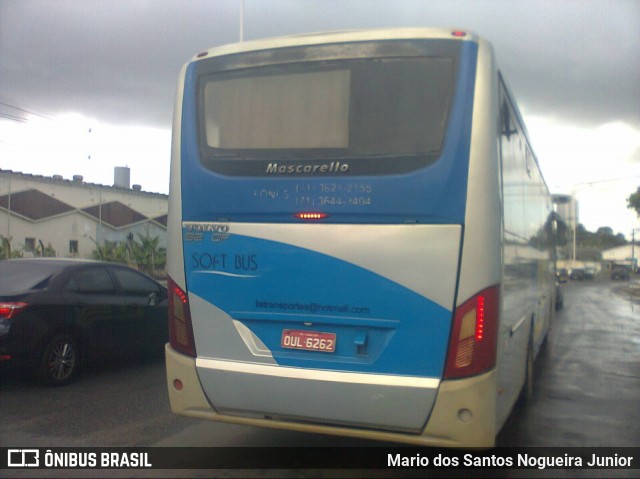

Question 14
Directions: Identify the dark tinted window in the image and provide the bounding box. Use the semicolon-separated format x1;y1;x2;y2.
111;268;158;296
0;260;68;295
24;238;35;252
202;59;453;156
66;268;115;294
197;40;460;176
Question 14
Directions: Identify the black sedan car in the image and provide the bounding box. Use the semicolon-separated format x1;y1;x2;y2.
570;268;586;281
0;258;167;385
611;266;631;281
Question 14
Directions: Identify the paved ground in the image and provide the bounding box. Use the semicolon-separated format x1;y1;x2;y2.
497;277;640;447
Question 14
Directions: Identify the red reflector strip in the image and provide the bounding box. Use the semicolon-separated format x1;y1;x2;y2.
451;30;467;37
476;295;485;340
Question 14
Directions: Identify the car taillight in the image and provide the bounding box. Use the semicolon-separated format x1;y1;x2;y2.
167;276;196;357
0;302;28;320
444;286;499;379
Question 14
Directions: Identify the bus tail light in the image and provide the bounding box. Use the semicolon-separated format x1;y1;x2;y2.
294;212;328;220
444;286;499;379
168;276;197;358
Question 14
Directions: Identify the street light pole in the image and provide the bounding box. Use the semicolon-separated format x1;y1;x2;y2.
6;175;10;241
632;228;639;273
570;195;577;266
239;0;244;42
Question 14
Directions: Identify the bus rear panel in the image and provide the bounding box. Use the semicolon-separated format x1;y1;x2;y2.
166;28;552;447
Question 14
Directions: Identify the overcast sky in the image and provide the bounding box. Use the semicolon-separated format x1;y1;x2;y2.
1;0;639;236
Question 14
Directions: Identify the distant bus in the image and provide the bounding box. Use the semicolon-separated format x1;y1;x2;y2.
165;28;556;447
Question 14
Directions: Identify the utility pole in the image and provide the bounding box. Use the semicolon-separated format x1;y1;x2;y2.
632;228;638;273
239;0;244;42
6;175;10;241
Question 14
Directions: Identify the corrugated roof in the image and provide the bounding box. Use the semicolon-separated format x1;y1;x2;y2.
0;189;74;220
81;201;148;228
0;169;168;198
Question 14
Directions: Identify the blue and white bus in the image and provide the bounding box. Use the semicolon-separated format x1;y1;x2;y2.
165;28;556;447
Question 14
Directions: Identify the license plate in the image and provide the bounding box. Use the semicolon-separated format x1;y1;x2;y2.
281;329;336;353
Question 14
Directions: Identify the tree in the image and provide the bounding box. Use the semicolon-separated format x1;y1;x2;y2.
90;234;165;277
0;235;22;259
131;233;166;276
91;241;129;263
35;242;56;257
628;186;640;217
572;223;627;252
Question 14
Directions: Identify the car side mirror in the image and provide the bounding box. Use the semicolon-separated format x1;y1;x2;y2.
151;287;168;305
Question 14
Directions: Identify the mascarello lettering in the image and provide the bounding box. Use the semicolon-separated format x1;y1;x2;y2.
266;162;349;175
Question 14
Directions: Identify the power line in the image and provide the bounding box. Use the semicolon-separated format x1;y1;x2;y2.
0;101;52;121
0;112;28;123
573;175;640;187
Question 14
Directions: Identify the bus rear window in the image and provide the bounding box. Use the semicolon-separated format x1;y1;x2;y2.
204;69;351;149
197;44;459;175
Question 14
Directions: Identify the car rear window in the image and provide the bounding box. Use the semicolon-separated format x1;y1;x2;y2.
0;260;67;295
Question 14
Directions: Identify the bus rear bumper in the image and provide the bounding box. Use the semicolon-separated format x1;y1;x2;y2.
165;344;496;448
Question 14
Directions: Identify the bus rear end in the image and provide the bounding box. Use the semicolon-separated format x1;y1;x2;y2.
166;29;501;447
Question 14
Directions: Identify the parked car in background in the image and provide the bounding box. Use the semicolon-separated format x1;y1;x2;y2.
570;268;586;281
611;266;630;281
0;258;168;385
557;269;569;283
584;267;596;280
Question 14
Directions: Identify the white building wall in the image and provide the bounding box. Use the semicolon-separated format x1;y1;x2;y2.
2;212;97;258
602;244;637;263
0;171;168;259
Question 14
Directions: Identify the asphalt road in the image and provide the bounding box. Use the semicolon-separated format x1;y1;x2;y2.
497;277;640;447
1;277;639;475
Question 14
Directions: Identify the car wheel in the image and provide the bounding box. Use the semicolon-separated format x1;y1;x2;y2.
36;335;79;386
